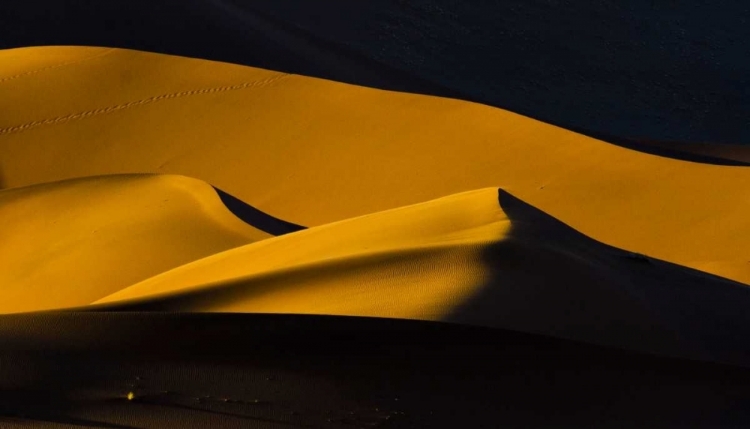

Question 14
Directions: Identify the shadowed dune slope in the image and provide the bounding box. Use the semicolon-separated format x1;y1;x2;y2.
2;47;750;284
3;312;750;427
213;187;305;236
0;174;272;313
91;189;750;366
1;0;748;145
635;139;750;165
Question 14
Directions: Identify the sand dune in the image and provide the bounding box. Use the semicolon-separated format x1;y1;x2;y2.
3;170;747;365
0;174;273;313
2;4;749;426
2;1;748;145
2;46;750;285
94;188;509;314
85;188;750;366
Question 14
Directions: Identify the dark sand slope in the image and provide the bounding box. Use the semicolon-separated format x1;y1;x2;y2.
0;174;300;313
2;312;750;428
572;129;750;166
213;187;305;236
630;139;750;165
2;1;748;145
94;190;750;368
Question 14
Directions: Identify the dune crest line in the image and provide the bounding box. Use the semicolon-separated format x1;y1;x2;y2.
0;174;272;313
0;48;115;85
4;47;750;284
0;73;290;136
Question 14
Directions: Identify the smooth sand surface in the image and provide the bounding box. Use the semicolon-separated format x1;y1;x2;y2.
2;46;750;285
88;189;750;366
94;188;508;316
0;174;269;313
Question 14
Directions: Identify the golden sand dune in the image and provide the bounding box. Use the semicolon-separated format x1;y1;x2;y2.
0;174;269;313
2;46;750;285
2;39;750;427
88;188;750;364
95;188;508;315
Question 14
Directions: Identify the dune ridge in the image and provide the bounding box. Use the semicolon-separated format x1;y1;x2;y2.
2;1;748;145
93;188;507;314
0;174;281;313
0;73;290;136
634;139;750;165
13;178;749;366
1;3;749;426
0;46;114;84
82;188;750;367
2;47;750;285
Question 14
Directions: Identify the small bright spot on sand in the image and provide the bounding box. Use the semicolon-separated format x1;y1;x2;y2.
127;392;135;401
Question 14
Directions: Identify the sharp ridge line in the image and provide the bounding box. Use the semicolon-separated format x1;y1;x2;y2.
0;73;291;136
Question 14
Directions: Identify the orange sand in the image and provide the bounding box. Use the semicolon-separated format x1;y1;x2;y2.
2;46;749;287
0;174;267;313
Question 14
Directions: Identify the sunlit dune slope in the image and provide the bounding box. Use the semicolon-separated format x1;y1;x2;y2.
95;188;508;316
0;174;269;313
92;189;750;365
3;47;750;284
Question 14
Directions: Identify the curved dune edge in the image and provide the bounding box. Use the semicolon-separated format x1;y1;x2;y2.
3;47;750;285
574;127;750;166
635;139;750;165
213;186;305;236
574;130;750;167
2;1;747;146
0;174;275;313
87;188;750;366
94;188;508;315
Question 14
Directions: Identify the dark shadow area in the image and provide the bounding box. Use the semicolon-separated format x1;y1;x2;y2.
212;186;305;236
447;189;750;368
622;137;750;165
1;0;749;148
0;390;137;428
573;128;750;166
3;312;750;427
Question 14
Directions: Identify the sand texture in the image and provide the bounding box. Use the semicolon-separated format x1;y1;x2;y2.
1;21;750;426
